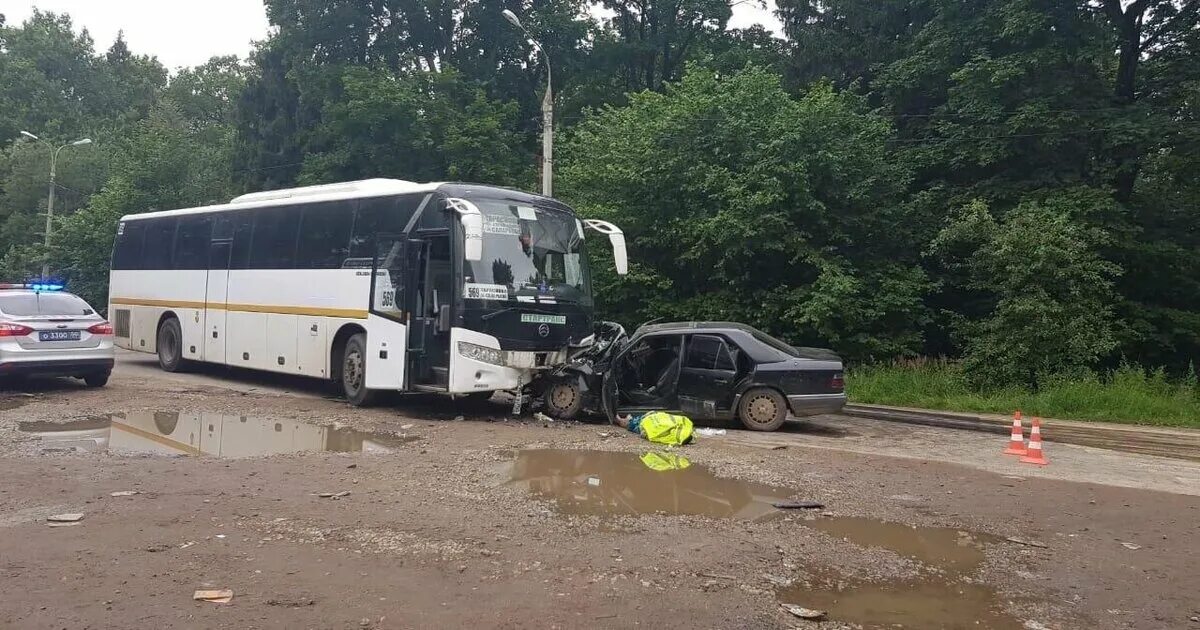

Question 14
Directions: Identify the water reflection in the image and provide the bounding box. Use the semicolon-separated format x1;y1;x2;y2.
508;449;793;520
19;412;416;458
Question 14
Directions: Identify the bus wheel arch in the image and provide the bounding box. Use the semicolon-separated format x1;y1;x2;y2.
331;324;377;407
156;313;185;373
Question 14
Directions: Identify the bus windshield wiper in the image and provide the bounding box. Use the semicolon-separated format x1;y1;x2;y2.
482;305;558;321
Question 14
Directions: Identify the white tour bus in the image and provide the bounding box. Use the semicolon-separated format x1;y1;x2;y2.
108;179;627;405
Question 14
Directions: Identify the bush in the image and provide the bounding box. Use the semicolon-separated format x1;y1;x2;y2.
848;360;1200;427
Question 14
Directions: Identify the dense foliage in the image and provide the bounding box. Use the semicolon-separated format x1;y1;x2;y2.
0;1;1196;389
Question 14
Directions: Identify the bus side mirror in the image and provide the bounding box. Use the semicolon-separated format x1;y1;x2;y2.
437;304;452;332
583;219;629;275
448;198;483;262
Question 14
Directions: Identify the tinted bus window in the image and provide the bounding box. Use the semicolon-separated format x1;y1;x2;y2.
349;194;426;261
112;220;146;270
229;211;253;269
249;206;300;269
297;201;354;269
174;215;212;270
142;217;178;270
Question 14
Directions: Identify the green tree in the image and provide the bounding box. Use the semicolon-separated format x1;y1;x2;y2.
562;66;928;359
931;196;1121;386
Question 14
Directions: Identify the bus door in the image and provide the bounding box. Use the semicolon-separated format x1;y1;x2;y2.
204;216;234;363
407;230;453;389
367;232;417;390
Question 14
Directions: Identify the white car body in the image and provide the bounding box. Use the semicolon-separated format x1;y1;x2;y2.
0;286;115;382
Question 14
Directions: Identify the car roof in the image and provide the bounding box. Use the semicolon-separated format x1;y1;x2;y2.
629;321;841;363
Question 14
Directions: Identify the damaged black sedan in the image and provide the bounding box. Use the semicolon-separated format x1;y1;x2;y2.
540;321;845;431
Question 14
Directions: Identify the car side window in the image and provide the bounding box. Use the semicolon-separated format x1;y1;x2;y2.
687;334;735;371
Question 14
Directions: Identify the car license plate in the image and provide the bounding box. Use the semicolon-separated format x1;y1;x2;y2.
39;330;81;342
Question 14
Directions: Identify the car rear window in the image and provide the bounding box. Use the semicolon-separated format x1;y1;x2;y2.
750;329;801;357
0;293;95;316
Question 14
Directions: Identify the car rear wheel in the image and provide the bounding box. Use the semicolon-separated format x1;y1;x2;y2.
341;333;377;407
544;378;583;419
738;387;787;431
157;317;185;372
83;372;110;388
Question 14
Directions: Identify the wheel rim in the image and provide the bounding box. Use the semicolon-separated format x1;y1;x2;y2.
343;348;364;394
549;383;578;413
745;394;779;426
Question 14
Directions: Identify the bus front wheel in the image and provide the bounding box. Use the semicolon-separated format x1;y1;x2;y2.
341;333;378;407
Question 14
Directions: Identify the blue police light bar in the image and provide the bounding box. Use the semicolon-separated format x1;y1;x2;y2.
0;282;66;291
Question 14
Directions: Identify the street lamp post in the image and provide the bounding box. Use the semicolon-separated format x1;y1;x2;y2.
20;131;92;278
503;9;554;197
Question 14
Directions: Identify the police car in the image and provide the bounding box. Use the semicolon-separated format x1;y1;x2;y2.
0;283;114;386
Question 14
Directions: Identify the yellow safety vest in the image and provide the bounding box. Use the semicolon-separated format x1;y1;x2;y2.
639;411;694;446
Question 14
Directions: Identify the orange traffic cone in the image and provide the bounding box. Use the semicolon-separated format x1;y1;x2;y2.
1019;418;1048;466
1003;411;1026;456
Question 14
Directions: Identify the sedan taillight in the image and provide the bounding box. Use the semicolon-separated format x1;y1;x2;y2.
87;322;114;335
0;323;34;337
830;373;845;391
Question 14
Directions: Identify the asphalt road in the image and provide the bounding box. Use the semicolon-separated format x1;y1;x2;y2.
2;351;1198;629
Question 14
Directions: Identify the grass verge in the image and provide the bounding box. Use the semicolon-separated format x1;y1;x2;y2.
847;360;1200;428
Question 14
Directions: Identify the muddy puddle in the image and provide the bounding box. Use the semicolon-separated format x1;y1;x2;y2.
508;449;793;520
18;411;418;458
803;516;1001;573
783;518;1019;627
779;572;1022;629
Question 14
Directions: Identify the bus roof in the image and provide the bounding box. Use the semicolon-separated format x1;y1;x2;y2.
119;179;442;222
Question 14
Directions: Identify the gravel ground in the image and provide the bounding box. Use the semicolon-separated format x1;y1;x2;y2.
1;353;1198;629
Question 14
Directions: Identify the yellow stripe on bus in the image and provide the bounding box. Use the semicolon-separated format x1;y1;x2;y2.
110;297;368;319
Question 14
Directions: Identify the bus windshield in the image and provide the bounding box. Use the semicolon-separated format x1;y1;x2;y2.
462;199;592;305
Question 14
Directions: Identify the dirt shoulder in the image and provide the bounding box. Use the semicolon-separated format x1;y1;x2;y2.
2;357;1198;629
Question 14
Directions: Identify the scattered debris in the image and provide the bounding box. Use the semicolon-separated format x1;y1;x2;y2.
179;541;196;549
110;490;141;497
453;415;465;422
533;412;554;423
695;428;726;437
346;464;357;469
597;432;613;438
47;513;84;523
48;522;79;528
316;491;352;499
587;477;601;487
400;424;414;430
1024;621;1052;630
216;534;227;539
1120;542;1142;550
773;501;825;510
193;589;234;603
699;572;736;580
1006;536;1049;549
266;597;315;607
780;603;826;620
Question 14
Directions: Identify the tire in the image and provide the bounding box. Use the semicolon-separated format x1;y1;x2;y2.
340;333;377;407
156;317;184;373
83;372;110;388
544;378;583;420
738;387;787;431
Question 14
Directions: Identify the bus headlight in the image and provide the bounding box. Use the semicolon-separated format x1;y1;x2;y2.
458;342;504;366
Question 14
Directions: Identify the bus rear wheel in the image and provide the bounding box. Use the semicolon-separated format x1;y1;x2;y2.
157;317;185;373
341;333;377;407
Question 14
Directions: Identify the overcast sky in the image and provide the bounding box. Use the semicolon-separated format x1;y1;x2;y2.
2;0;783;71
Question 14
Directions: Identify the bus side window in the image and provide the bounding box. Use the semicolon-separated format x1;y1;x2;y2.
173;215;212;270
112;221;146;270
229;211;252;269
249;205;300;269
297;201;354;269
142;217;177;270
